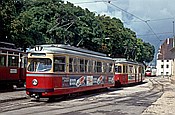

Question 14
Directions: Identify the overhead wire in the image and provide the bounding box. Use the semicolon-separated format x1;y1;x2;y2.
69;1;172;43
145;21;161;41
73;0;118;4
123;18;174;23
106;1;162;41
137;32;173;36
102;0;167;64
69;0;170;64
73;1;104;4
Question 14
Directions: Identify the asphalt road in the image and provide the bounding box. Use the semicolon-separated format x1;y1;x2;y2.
0;77;167;115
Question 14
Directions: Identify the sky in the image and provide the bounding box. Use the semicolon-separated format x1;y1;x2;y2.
64;0;175;64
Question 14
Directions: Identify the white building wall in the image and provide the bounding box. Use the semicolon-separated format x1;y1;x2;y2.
156;59;173;76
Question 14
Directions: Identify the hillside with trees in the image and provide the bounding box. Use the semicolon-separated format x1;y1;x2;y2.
0;0;155;63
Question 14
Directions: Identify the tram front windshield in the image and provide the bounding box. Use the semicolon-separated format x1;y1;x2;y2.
28;58;52;72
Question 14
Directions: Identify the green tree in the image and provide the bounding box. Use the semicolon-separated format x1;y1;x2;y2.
1;0;155;63
0;0;23;42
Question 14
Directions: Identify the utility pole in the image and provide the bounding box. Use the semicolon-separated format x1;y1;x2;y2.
172;21;175;79
163;49;164;78
173;21;174;38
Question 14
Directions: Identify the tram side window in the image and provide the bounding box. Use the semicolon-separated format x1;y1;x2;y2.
106;63;109;73
74;58;80;72
139;66;142;73
103;63;107;73
93;60;97;73
129;65;133;74
85;60;88;72
109;63;113;73
135;66;138;74
69;58;73;72
115;65;122;73
0;55;6;66
123;65;126;73
8;56;19;67
80;59;85;72
126;65;128;73
54;57;65;72
88;60;93;73
97;61;102;72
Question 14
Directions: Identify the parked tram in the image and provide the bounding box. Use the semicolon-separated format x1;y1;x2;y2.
113;58;145;87
26;44;114;99
0;42;27;89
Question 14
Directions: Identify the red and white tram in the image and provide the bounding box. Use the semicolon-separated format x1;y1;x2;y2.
0;42;27;88
26;44;114;99
113;58;145;87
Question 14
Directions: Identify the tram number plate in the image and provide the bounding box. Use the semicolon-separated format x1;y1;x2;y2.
10;69;17;73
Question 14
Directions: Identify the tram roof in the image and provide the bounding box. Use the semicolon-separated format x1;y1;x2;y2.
113;58;144;65
0;42;24;53
29;44;113;60
0;47;24;53
0;42;15;48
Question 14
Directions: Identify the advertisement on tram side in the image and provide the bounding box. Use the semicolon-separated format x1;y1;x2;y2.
62;75;114;88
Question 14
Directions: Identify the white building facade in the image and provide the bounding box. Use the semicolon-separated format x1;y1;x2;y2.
156;59;173;76
156;38;175;77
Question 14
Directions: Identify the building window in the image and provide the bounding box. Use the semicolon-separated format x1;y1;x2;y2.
161;65;164;68
167;60;169;62
166;64;169;68
161;72;163;75
161;60;163;62
166;72;169;75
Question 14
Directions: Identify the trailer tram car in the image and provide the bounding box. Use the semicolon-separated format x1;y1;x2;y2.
0;42;27;89
113;58;145;87
26;44;114;99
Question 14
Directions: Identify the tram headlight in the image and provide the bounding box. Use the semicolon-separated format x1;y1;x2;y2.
32;79;38;86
